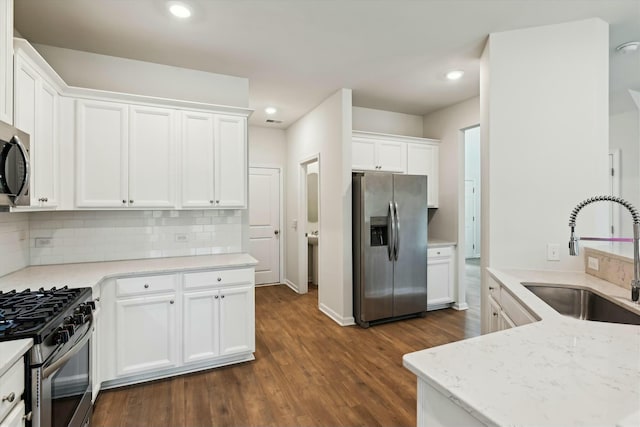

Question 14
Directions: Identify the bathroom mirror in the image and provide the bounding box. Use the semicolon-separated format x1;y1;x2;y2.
307;172;318;223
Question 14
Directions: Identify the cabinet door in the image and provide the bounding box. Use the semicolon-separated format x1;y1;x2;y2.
129;105;177;208
214;115;247;207
183;290;220;364
181;111;215;208
488;296;501;333
0;0;12;125
377;140;406;173
352;137;377;171
76;100;129;208
34;79;59;207
0;401;25;427
13;52;38;150
219;285;254;356
115;294;177;376
427;253;454;309
407;143;439;207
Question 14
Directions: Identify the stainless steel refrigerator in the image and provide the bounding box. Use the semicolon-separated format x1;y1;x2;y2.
352;172;428;327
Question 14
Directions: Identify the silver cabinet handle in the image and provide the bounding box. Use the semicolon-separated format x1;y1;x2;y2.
23;412;33;421
209;200;214;204
217;277;222;282
129;199;134;204
122;200;127;204
2;392;15;402
144;284;149;289
170;300;174;304
221;295;225;299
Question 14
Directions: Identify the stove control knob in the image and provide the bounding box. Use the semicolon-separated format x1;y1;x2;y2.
73;313;87;325
78;304;93;315
62;323;76;337
86;301;96;310
56;328;70;344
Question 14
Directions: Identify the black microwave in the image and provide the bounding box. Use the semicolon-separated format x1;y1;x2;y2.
0;121;30;208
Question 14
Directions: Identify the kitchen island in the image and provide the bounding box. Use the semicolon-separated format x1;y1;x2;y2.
403;268;640;427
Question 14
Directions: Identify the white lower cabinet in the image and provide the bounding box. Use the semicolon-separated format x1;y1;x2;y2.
0;356;26;427
99;266;255;390
486;276;537;333
427;246;455;310
0;402;25;427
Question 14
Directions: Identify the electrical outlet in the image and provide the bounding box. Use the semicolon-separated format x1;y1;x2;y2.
35;237;53;248
175;233;189;242
547;243;560;261
292;219;298;230
588;256;600;271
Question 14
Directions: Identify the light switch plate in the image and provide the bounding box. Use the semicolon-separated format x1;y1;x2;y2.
35;237;53;248
588;256;600;271
547;243;560;261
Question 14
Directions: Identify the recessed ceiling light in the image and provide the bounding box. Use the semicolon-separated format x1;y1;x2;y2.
616;41;640;54
168;2;192;18
265;107;278;115
446;70;464;80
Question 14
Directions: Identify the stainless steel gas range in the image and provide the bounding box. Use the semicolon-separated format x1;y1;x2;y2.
0;287;96;427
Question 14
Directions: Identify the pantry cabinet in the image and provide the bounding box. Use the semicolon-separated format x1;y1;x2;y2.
352;131;440;206
0;0;12;125
13;48;60;208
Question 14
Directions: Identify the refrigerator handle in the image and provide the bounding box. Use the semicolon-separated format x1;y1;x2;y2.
388;201;395;261
394;202;400;260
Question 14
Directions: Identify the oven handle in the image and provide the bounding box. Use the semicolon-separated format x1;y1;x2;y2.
42;315;93;379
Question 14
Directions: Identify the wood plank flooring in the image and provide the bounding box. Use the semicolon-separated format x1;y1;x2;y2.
92;276;480;427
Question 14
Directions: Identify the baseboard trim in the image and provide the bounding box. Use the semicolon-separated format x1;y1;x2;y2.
255;282;282;288
453;302;469;311
319;303;355;326
284;279;299;293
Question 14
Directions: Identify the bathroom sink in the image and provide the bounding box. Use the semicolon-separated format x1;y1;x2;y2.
523;283;640;326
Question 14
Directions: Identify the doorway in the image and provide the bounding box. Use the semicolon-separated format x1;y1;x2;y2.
248;167;282;285
463;125;481;317
297;155;320;296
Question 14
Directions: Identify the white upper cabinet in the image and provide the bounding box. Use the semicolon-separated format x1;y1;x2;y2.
407;142;439;208
0;0;12;124
181;111;215;208
352;131;440;208
14;50;60;208
352;133;407;173
128;105;177;208
76;99;129;208
181;113;247;208
214;115;247;208
76;100;179;208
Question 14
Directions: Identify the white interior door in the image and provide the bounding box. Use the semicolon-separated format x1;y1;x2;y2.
249;168;280;285
464;180;476;259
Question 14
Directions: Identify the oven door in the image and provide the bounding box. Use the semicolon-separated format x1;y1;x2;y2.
31;322;93;427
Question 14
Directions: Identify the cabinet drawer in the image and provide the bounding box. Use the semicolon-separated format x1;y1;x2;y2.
0;359;24;422
428;246;452;258
184;268;253;290
116;274;176;297
500;289;536;326
487;278;501;304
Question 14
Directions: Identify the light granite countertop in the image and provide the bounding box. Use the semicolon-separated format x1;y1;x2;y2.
428;238;457;248
403;269;640;427
0;339;32;378
0;253;257;293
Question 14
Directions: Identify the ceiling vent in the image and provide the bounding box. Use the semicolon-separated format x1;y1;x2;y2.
266;119;283;124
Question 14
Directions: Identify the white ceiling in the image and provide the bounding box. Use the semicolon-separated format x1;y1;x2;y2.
14;0;640;128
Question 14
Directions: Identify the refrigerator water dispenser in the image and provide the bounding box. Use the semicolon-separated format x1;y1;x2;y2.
370;217;388;246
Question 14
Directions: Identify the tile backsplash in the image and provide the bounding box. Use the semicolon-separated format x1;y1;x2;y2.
29;210;242;265
0;212;30;276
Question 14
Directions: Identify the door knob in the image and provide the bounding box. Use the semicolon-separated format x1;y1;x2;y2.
274;230;279;235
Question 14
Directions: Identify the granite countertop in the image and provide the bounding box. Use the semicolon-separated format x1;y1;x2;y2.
428;238;457;248
0;253;257;292
403;269;640;427
0;339;32;378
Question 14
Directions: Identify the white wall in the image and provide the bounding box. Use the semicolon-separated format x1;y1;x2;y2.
0;213;29;276
353;106;423;137
248;126;287;168
481;18;609;280
610;109;639;237
32;43;249;107
285;89;353;325
464;126;481;258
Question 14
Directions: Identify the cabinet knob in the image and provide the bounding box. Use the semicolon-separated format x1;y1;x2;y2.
215;295;219;299
129;200;134;204
44;197;48;202
221;295;225;299
144;284;149;289
122;200;127;204
489;286;495;290
217;277;222;282
170;300;174;304
215;200;220;204
209;200;214;204
493;312;498;317
2;392;15;403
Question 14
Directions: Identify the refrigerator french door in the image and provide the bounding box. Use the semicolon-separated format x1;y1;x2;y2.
353;172;428;327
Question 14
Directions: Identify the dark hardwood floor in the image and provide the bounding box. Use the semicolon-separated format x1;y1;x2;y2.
93;278;480;427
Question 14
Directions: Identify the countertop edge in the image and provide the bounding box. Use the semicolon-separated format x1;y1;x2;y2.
0;338;33;378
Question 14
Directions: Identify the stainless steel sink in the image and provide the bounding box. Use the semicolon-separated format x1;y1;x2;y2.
522;283;640;326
